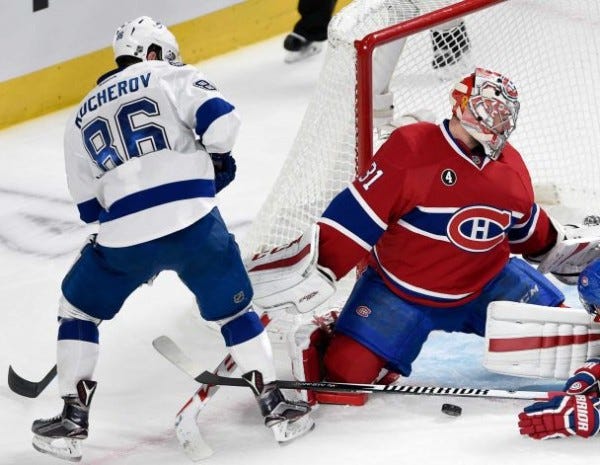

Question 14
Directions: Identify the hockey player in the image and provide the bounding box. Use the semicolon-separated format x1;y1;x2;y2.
518;259;600;440
247;67;591;406
30;16;313;462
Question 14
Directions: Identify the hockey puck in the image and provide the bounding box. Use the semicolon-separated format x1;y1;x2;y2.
441;403;462;417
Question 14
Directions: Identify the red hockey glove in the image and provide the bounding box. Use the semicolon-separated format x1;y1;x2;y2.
563;359;600;396
518;395;600;439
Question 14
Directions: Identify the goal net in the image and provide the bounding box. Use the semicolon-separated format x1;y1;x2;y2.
241;0;600;321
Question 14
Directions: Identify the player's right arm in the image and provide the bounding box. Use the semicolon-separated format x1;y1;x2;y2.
317;130;410;279
162;64;241;192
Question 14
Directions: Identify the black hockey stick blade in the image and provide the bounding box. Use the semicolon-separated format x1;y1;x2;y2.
8;364;57;398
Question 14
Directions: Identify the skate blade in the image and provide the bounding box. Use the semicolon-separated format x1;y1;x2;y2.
284;43;323;64
32;435;82;462
270;415;315;443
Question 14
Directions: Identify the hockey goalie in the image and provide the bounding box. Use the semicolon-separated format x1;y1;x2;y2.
246;67;600;406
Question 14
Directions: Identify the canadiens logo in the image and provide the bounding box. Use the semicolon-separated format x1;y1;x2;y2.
570;381;583;391
356;306;371;318
446;205;512;253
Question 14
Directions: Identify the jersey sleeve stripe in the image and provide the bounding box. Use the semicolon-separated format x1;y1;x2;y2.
99;179;215;222
399;206;455;240
321;187;385;247
77;197;103;223
348;184;387;230
194;97;235;139
508;204;539;244
318;218;371;251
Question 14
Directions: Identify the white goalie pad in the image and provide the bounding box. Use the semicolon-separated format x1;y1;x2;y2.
484;301;600;379
535;220;600;284
244;225;336;315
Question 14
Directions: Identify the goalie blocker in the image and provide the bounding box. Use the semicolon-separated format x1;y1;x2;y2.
244;225;336;315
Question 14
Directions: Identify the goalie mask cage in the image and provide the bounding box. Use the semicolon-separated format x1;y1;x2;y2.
242;0;600;273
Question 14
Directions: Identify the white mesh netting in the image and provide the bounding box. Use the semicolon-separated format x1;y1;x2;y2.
240;0;600;329
242;0;600;261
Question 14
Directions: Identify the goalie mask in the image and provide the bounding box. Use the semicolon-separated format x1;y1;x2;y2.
113;16;180;63
578;259;600;317
450;67;520;160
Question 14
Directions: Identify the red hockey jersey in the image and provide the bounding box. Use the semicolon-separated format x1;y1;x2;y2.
317;120;556;307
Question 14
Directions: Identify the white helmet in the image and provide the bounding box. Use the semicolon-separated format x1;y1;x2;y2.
450;67;520;160
113;16;180;62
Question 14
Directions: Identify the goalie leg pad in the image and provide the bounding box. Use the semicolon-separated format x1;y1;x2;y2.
484;301;600;379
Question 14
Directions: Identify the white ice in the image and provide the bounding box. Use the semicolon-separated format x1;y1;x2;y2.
0;35;592;465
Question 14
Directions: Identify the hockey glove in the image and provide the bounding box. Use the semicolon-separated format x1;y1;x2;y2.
563;359;600;396
518;394;600;439
211;153;236;193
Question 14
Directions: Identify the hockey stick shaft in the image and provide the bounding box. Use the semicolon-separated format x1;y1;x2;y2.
153;334;554;401
8;364;57;398
197;370;554;401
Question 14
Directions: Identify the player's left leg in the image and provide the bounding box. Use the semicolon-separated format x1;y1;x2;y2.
176;208;314;442
33;237;158;461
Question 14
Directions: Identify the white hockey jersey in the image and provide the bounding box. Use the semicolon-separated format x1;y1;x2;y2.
64;60;241;247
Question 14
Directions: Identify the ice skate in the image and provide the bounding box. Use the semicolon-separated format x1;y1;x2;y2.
244;371;315;443
31;380;96;462
283;33;323;63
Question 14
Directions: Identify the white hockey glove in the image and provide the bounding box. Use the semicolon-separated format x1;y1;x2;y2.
526;215;600;285
244;225;336;315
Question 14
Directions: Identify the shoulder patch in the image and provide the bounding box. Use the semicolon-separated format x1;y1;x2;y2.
441;168;457;186
193;79;218;91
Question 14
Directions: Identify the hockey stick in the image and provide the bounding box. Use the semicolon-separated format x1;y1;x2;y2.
156;313;272;461
198;370;556;401
8;364;57;398
154;335;555;401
